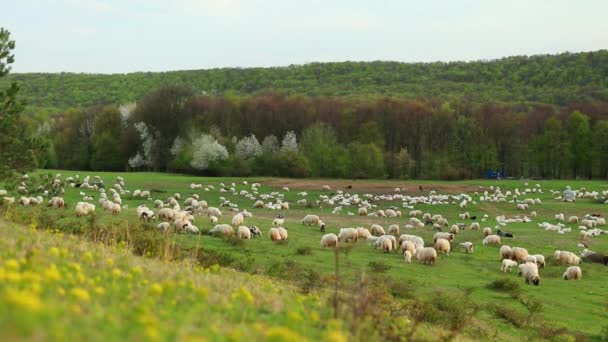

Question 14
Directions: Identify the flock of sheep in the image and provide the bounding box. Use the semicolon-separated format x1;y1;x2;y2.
3;173;608;287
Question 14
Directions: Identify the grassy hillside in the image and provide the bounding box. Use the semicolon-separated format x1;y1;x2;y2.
0;219;355;341
2;171;608;340
4;50;608;112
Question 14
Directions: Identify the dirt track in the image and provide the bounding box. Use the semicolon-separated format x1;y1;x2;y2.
260;178;479;194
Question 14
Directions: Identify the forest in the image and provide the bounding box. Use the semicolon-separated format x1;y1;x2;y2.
5;50;608;180
3;50;608;114
27;88;608;180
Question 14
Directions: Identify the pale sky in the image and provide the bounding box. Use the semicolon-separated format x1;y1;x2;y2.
2;0;607;73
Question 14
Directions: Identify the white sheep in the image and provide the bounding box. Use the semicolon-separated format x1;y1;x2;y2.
358;207;368;216
433;232;454;242
301;214;322;226
232;213;244;226
400;240;417;256
518;262;540;285
562;266;582;280
483;235;501;246
378;237;393;253
417;247;438;265
399;234;424;250
272;216;285;227
157;222;170;232
470;222;480;230
320;233;339;248
209;224;234;237
501;259;518;272
387;224;400;235
237;226;252;239
207;207;222;218
524;255;537;264
554;250;581;265
370;224;386;236
278;227;288;240
338;228;358;243
482;227;492;237
356;227;371;239
403;250;412;263
458;242;473;254
434;238;451;255
532;254;546;268
510;247;529;262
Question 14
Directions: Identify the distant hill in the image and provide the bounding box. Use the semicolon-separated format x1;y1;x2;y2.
3;50;608;111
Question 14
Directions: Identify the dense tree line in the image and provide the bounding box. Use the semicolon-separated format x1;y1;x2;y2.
35;86;608;180
3;50;608;113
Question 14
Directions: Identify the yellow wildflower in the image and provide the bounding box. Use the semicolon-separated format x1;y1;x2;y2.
71;287;90;302
5;288;43;312
48;247;60;256
5;259;20;270
150;283;163;295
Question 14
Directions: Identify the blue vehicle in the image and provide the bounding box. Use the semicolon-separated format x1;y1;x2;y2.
485;170;504;179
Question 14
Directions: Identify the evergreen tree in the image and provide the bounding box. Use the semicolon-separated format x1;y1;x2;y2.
0;28;35;179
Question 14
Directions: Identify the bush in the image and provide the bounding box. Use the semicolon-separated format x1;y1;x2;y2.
295;246;313;256
486;278;522;298
368;261;391;273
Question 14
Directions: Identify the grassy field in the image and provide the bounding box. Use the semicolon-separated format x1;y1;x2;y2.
2;170;608;341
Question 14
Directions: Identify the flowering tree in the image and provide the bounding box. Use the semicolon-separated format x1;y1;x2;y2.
236;134;262;159
190;134;229;170
119;102;136;126
262;135;279;154
128;121;156;168
280;131;298;153
170;136;185;156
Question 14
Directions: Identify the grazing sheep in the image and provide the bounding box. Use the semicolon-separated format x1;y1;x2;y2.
158;208;175;221
376;235;397;251
356;227;371;239
338;228;358;243
501;259;518;272
518;262;540;286
510;247;529;262
450;225;460;234
483;235;501;246
278;227;288;240
400;240;417;256
458;242;473;254
399;234;424;251
562;266;582;280
358;207;368;216
533;254;545;268
496;229;513;238
404;250;412;263
249;226;262;238
237;226;252;239
370;224;386;237
433;232;454;242
568;216;579;224
207;207;222;218
482;227;492;237
320;233;339;248
253;200;264;208
301;214;322;226
554;250;581;265
388;224;400;235
417;247;438;265
524;255;537;264
470;222;480;230
378;237;393;253
111;203;121;215
322;185;331;191
157;222;170;232
434;238;451;255
48;197;65;209
209;216;219;224
231;213;244;226
75;203;95;217
209;224;234;237
272;215;285;227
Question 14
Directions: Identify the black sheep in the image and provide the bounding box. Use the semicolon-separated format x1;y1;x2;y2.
496;229;513;238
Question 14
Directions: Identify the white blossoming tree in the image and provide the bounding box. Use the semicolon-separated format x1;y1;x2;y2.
190;134;229;170
170;136;185;156
128;121;156;168
236;134;262;159
281;131;298;153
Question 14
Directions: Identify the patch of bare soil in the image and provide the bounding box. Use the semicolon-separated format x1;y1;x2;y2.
259;178;479;194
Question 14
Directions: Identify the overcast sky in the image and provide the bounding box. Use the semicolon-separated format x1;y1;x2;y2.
2;0;607;73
